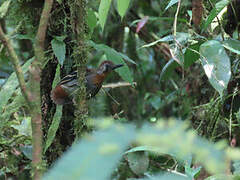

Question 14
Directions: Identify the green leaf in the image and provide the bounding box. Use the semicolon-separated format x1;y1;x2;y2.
184;42;203;68
222;39;240;55
159;59;179;81
117;0;130;19
185;166;201;179
199;40;231;96
202;0;230;32
165;0;179;10
137;122;228;174
0;57;34;114
44;105;62;153
149;96;161;110
51;37;66;66
44;65;62;153
87;8;98;36
0;0;11;18
232;160;240;175
20;145;32;160
88;41;134;83
11;117;32;137
98;0;112;30
43;122;136;180
127;152;149;176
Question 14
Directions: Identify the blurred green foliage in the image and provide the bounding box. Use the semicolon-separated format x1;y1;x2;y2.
1;0;240;179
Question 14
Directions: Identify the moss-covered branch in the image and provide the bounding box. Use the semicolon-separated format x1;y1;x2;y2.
70;0;88;138
30;0;53;179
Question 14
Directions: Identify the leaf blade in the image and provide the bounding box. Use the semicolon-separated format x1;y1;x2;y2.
98;0;112;30
117;0;130;19
199;40;231;96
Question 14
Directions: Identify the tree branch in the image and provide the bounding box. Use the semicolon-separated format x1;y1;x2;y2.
0;25;31;106
102;82;137;89
30;0;53;179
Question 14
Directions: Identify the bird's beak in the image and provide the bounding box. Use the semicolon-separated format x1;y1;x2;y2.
112;64;124;70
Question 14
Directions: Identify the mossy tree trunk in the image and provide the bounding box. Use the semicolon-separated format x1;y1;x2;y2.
70;0;89;139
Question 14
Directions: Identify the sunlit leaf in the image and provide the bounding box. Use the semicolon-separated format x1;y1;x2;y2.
117;0;130;19
51;36;66;66
98;0;112;30
165;0;179;10
0;0;11;18
202;0;230;32
11;117;32;137
88;41;134;84
200;40;231;96
222;39;240;55
43;123;136;180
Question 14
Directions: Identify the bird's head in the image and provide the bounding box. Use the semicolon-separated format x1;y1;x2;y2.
97;60;124;74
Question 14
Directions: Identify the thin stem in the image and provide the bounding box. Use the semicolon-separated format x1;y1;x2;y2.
173;0;181;36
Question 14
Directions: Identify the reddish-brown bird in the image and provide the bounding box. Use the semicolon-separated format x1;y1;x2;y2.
51;60;124;105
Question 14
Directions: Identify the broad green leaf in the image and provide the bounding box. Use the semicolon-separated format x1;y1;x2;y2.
0;57;34;114
184;42;203;68
51;37;66;66
98;0;112;30
165;0;179;10
43;122;136;180
202;0;230;32
88;41;134;83
0;0;11;18
44;65;62;153
200;40;231;96
222;39;240;55
117;0;130;19
20;145;32;160
127;152;149;175
87;8;98;36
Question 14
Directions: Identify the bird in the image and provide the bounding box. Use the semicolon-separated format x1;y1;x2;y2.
51;60;124;105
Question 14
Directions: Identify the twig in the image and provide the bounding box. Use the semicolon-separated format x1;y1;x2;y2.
101;89;120;106
102;82;137;89
173;0;181;36
0;25;31;106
